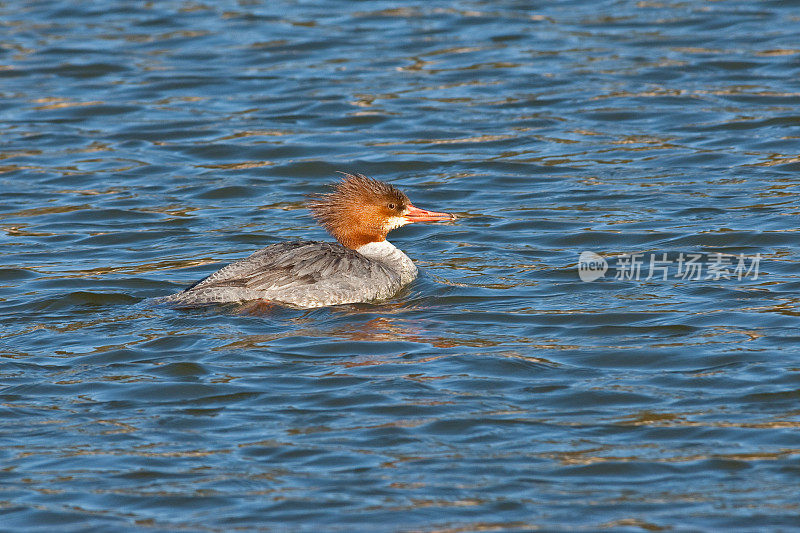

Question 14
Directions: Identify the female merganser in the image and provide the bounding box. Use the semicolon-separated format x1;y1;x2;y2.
162;173;455;308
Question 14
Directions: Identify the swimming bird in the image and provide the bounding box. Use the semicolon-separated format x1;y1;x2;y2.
162;173;455;308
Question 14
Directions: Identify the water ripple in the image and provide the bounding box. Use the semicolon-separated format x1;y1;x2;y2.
2;0;800;530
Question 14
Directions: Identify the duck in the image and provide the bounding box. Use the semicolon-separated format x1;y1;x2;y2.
162;173;455;308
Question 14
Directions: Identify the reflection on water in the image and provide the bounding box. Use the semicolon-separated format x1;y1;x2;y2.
2;0;800;530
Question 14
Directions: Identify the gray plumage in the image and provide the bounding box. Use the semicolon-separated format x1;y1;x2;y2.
161;240;418;308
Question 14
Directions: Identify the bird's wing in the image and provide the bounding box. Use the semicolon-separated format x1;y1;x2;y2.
183;240;394;293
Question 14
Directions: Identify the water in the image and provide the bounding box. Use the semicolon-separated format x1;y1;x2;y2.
2;0;800;530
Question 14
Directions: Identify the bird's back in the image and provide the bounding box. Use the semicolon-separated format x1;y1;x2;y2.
162;241;409;308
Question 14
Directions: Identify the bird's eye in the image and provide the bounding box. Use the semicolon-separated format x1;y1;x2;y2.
388;203;396;210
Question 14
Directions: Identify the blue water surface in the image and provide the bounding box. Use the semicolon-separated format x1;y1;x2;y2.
1;1;800;531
